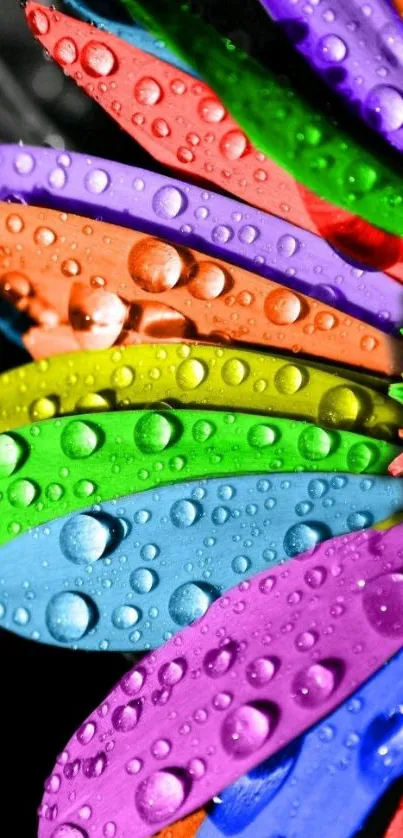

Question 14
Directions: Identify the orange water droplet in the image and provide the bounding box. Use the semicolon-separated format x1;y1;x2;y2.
152;119;170;138
55;37;78;66
219;130;248;161
5;214;24;234
128;238;183;293
134;77;162;105
264;288;302;325
361;335;378;351
34;227;56;247
61;259;81;277
314;311;337;330
177;147;195;164
27;8;49;35
188;262;227;299
198;97;226;123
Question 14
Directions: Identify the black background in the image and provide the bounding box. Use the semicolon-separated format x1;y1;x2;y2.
0;1;402;834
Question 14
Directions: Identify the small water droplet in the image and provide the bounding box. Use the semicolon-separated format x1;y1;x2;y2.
246;657;278;687
204;640;238;678
130;567;159;594
61;420;100;459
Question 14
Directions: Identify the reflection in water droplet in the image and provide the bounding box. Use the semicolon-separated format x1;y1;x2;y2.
170;499;202;528
46;592;97;643
135;412;177;453
169;581;219;626
204;640;238;678
61;420;100;459
136;770;190;824
292;660;343;707
0;433;25;477
128;238;182;292
284;522;331;557
130;567;159;594
221;702;277;758
363;572;403;636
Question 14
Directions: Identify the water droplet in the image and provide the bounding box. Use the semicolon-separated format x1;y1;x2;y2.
347;442;378;473
284;522;331;557
111;365;135;389
176;358;206;390
141;543;159;561
360;708;403;781
61;420;100;459
274;364;305;395
0;433;24;477
198;97;226;122
50;826;88;838
46;592;97;642
14;151;35;175
231;555;251;574
134;76;162;105
81;41;117;77
365;84;403;132
112;605;141;629
219;130;248;160
128;238;182;292
29;396;58;421
130;567;159;594
170;498;201;527
112;700;142;732
277;234;298;257
54;36;78;65
212;506;230;525
308;479;328;499
361;335;378;352
60;513;117;564
188;262;226;299
347;511;374;530
264;288;302;324
13;606;30;626
295;630;318;652
158;658;187;686
221;702;277;758
134;412;177;453
213;692;233;710
304;566;327;588
84;169;110;194
6;213;24;233
298;426;336;460
27;7;49;35
152;739;172;759
317;33;348;62
152;186;186;219
187;757;206;779
363;572;403;636
246;657;278;687
152;118;171;138
77;721;96;745
192;418;215;442
222;358;249;386
238;224;259;245
135;770;190;824
82;751;107;778
169;582;219;626
204;640;238;678
8;478;37;507
292;660;343;707
126;758;143;775
248;424;278;448
120;666;146;696
319;386;364;429
212;225;233;244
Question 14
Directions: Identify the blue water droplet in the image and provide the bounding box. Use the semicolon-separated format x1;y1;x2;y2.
168;581;220;626
284;522;332;557
170;499;202;528
46;592;98;642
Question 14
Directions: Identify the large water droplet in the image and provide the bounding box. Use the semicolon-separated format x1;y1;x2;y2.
222;358;249;386
277;234;298;257
176;358;206;390
264;288;302;324
130;567;159;594
219;130;248;160
158;658;187;686
60;420;101;459
319;386;365;429
221;702;277;758
168;581;219;626
188;262;226;299
112;605;141;629
365;85;403;132
128;239;182;292
308;478;328;499
284;522;331;557
317;33;348;62
134;76;162;105
112;700;142;732
198;97;226;122
247;424;278;448
204;640;238;678
46;592;97;643
8;478;37;507
81;41;117;77
134;412;178;453
292;660;343;707
135;770;190;824
152;186;186;219
274;364;305;395
298;426;336;460
0;433;25;477
60;513;119;564
84;169;110;194
347;442;378;473
170;499;202;528
347;510;374;531
362;572;403;636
